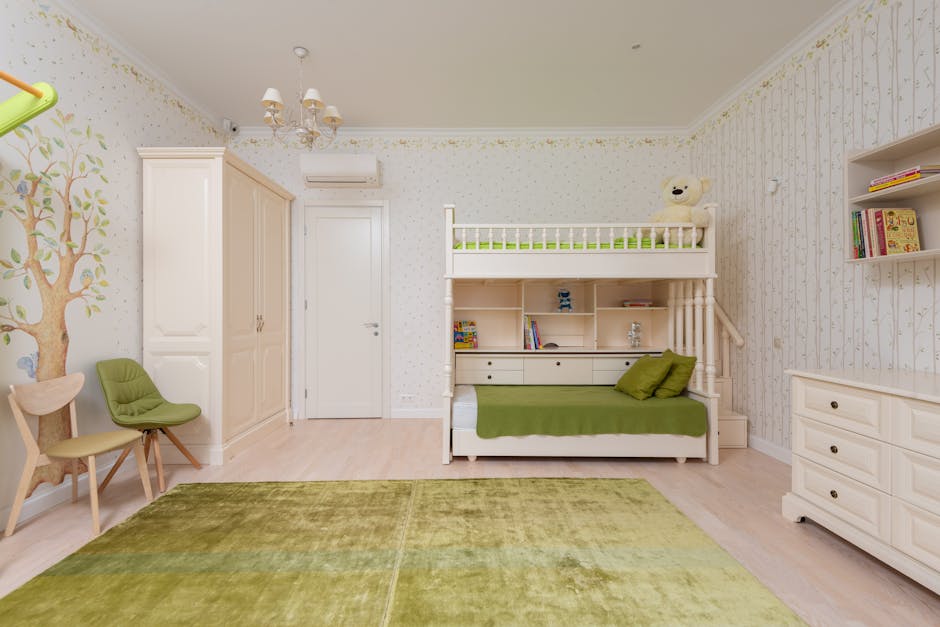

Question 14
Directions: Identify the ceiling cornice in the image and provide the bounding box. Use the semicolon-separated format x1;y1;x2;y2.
50;0;222;132
235;125;691;140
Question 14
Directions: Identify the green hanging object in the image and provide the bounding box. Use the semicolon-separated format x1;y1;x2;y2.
0;71;58;136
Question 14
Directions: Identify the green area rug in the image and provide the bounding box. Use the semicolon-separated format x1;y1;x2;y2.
0;479;801;626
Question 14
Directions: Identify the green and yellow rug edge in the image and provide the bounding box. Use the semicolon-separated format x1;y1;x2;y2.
0;478;804;626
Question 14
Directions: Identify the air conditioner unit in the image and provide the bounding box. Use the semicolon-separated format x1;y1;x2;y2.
299;153;380;188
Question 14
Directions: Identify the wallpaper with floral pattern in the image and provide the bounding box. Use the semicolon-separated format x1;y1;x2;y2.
0;0;218;509
691;0;940;449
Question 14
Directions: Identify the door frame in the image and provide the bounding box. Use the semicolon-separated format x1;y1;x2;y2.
300;200;390;419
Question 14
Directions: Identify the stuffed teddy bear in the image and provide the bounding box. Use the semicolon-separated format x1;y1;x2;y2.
648;175;715;246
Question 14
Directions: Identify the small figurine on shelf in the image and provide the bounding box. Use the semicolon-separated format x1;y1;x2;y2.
557;288;572;312
628;321;642;348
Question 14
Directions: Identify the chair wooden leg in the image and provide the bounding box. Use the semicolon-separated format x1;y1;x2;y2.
133;439;153;502
151;430;166;493
144;431;153;460
98;445;132;495
161;428;202;469
4;450;38;537
71;459;79;503
87;455;100;535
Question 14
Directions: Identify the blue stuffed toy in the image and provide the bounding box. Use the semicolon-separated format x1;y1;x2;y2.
557;288;572;312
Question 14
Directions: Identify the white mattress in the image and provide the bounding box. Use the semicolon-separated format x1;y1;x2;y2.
452;384;478;430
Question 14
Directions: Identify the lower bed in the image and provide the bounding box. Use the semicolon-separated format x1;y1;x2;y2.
451;385;708;462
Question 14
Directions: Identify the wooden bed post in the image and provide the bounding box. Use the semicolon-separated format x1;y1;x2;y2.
683;280;693;357
705;278;716;396
667;282;676;351
443;204;456;464
693;281;704;390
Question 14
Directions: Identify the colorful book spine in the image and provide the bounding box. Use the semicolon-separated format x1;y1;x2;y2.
869;165;940;188
868;172;923;192
874;209;887;256
880;208;920;255
453;320;478;349
860;210;870;257
868;208;880;256
532;319;542;349
851;211;862;258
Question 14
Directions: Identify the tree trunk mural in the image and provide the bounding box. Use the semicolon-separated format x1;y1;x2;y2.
0;111;110;495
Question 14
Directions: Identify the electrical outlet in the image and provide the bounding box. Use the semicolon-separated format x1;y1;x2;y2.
399;393;416;402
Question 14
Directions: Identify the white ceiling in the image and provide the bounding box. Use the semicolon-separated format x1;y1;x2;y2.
68;0;843;129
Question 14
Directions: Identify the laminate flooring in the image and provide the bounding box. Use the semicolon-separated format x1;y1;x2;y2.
1;418;938;625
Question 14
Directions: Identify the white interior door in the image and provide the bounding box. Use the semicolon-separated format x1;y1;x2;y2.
305;205;383;418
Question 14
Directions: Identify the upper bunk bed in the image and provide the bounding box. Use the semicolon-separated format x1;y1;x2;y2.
444;204;717;280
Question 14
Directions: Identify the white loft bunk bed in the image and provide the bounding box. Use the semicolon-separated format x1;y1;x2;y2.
442;203;722;465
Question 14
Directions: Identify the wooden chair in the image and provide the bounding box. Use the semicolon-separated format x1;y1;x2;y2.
5;372;153;536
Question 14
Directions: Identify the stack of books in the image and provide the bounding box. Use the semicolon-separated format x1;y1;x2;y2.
523;315;542;350
868;165;940;192
851;208;920;258
453;320;478;349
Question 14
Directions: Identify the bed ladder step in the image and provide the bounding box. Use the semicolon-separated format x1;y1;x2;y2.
717;411;747;449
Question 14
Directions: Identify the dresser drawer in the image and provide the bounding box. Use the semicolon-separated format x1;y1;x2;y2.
892;499;940;572
456;355;524;371
592;356;641;371
793;377;887;439
793;417;890;491
892;396;940;457
523;357;592;385
455;369;523;385
792;456;890;541
893;448;940;517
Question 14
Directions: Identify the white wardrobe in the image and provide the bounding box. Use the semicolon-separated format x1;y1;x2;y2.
138;147;293;464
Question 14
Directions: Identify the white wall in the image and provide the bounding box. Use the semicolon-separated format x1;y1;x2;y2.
691;0;940;449
0;1;219;515
230;133;690;415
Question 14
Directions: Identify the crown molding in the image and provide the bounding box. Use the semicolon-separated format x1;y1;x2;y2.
687;0;861;134
235;125;690;141
50;0;222;131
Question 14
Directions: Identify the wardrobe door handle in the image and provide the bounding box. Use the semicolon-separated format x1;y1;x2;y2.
829;490;838;499
624;361;631;366
830;445;838;454
830;401;839;409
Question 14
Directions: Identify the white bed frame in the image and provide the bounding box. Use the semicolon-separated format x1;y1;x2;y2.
442;204;721;465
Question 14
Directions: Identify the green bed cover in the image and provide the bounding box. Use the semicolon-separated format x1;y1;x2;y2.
454;237;700;250
474;385;707;439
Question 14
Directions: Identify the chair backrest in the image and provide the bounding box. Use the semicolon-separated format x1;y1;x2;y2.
95;358;165;419
8;372;84;452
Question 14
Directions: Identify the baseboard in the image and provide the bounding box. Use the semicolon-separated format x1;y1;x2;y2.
389;408;441;419
748;434;792;465
0;457;124;530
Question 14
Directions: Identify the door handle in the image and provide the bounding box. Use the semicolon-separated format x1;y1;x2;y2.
256;314;261;332
363;322;379;328
259;316;265;332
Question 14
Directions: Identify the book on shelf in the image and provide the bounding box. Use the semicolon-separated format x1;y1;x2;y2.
453;320;478;349
523;315;542;349
850;208;919;258
869;165;940;189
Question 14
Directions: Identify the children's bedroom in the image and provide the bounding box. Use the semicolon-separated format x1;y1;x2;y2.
1;0;939;623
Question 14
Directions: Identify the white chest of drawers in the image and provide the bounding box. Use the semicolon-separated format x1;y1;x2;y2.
455;352;650;386
782;369;940;593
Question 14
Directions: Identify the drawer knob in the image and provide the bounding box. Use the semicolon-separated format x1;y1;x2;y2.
625;361;631;366
829;489;838;499
830;445;838;454
487;361;492;366
830;401;839;409
555;361;561;366
487;375;492;380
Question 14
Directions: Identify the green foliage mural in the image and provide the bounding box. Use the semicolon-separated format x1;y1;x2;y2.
0;111;110;493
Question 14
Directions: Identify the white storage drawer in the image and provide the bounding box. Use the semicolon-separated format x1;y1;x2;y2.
456;355;524;371
523;357;592;385
592;356;641;371
892;499;940;572
455;369;523;385
793;417;890;491
893;448;940;517
892;396;940;457
792;456;890;542
793;377;887;439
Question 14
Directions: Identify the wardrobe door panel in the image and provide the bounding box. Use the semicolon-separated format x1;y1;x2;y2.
257;186;288;420
223;165;258;440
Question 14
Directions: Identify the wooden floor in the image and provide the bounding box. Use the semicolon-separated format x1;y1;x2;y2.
1;418;938;625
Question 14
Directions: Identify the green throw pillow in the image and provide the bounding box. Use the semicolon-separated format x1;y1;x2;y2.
614;354;673;400
654;349;697;398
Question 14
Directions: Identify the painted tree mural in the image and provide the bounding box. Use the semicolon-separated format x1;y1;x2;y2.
0;111;110;494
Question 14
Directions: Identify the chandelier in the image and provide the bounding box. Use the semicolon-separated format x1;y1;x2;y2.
261;46;343;150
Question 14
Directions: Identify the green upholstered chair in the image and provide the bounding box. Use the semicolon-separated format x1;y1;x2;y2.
96;358;202;493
